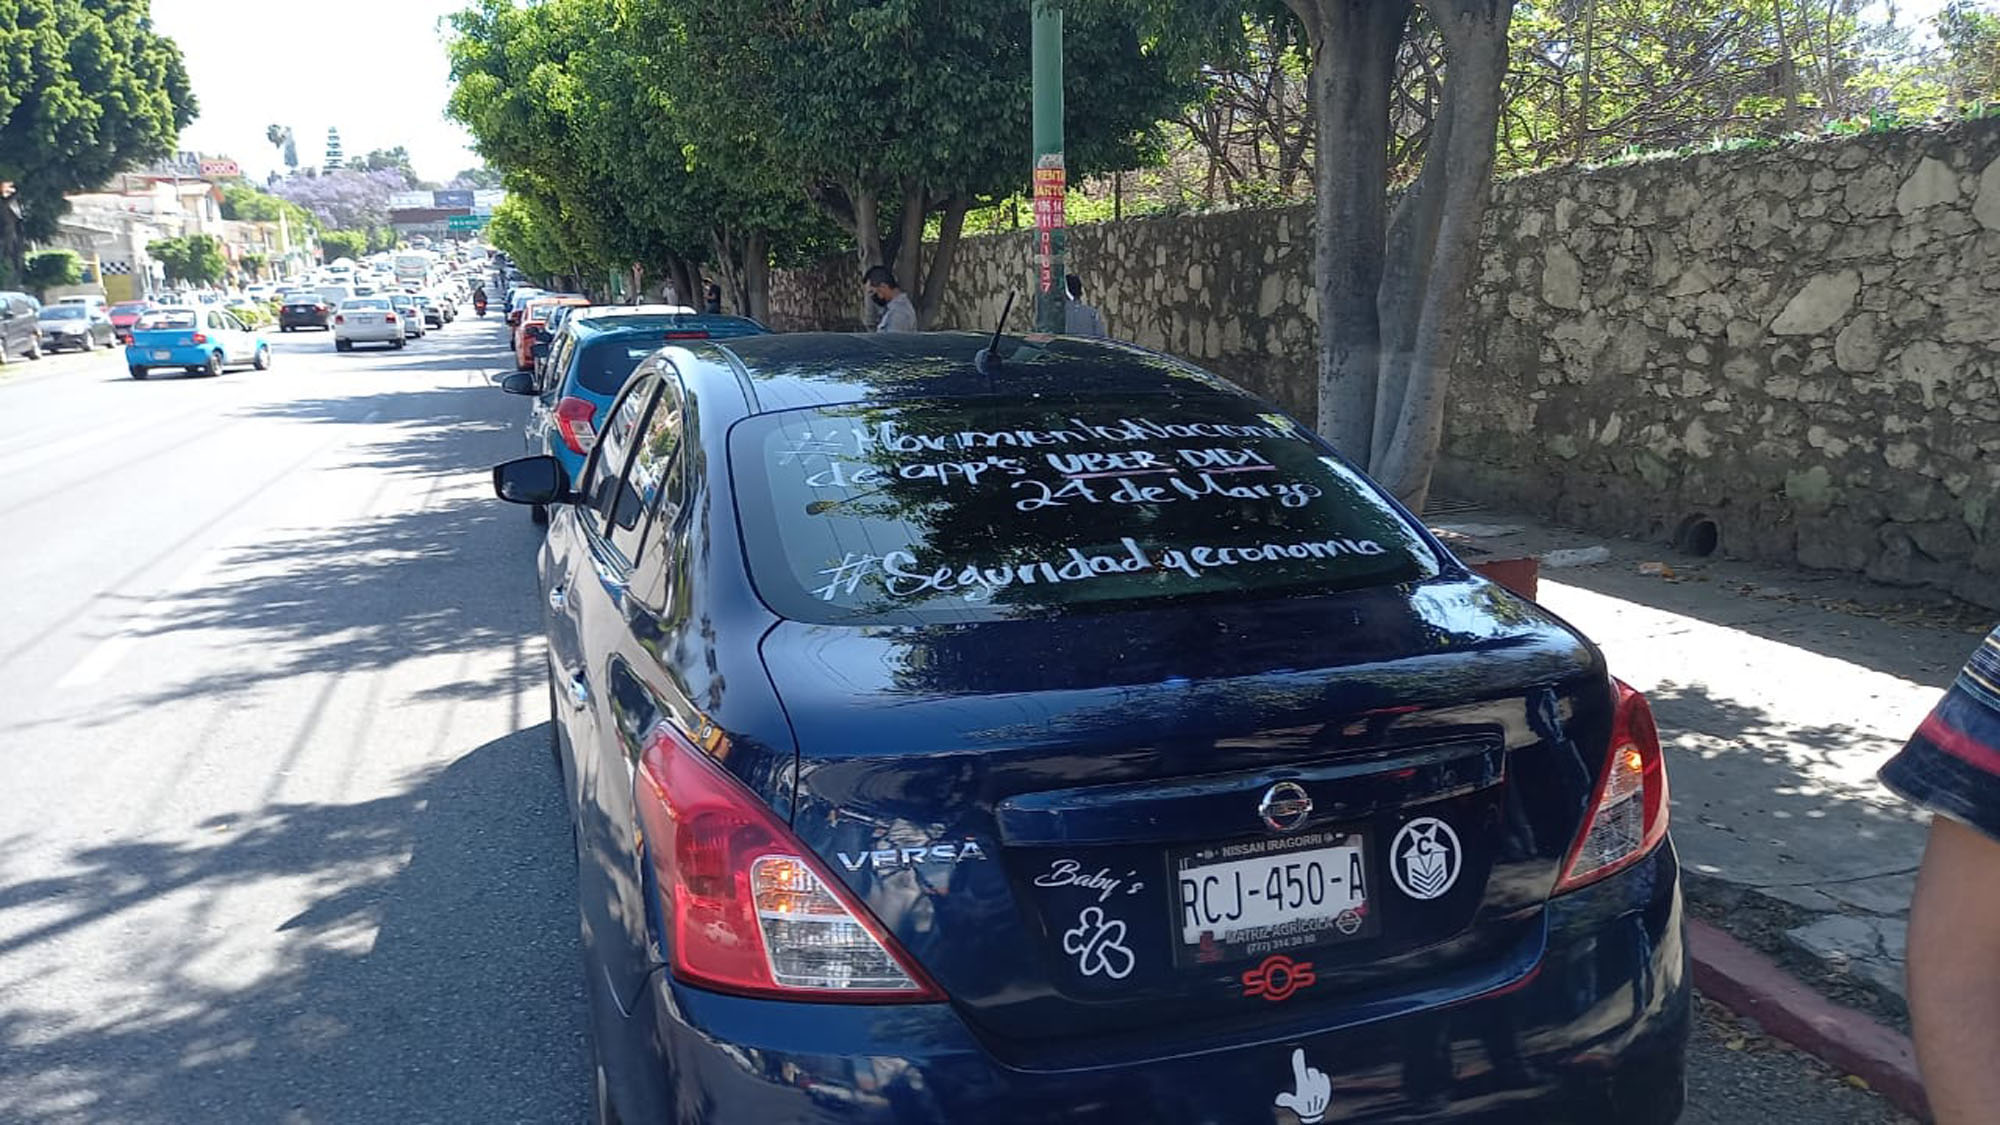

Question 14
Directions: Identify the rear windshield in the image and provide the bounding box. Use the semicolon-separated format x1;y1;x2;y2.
571;341;664;396
136;311;196;330
342;299;390;311
731;398;1439;624
41;306;85;319
111;302;150;315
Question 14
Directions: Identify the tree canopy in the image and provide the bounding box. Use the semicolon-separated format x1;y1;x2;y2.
0;0;197;283
148;234;226;287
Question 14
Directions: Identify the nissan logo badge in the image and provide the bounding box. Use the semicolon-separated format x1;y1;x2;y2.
1258;781;1313;832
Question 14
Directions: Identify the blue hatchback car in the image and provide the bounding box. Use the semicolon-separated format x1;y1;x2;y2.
491;333;1688;1125
508;313;771;513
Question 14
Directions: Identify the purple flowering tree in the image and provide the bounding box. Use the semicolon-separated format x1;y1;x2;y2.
273;169;407;232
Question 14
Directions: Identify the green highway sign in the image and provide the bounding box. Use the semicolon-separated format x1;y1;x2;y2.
447;214;488;232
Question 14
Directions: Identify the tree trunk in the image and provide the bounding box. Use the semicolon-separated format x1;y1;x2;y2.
893;178;928;303
1374;65;1456;469
916;194;968;329
851;185;883;326
743;230;771;325
1292;0;1411;467
1772;0;1801;125
1370;0;1515;510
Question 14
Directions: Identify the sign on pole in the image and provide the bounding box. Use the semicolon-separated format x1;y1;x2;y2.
447;214;488;232
1033;155;1066;301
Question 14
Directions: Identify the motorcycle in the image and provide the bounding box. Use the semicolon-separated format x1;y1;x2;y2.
473;293;488;317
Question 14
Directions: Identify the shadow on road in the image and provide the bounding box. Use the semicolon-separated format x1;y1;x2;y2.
0;726;588;1125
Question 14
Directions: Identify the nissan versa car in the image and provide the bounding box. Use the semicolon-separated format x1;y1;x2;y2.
489;333;1688;1124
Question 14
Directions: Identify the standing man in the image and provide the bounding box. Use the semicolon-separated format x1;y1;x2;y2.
1064;273;1106;337
864;265;918;333
703;281;723;314
1882;623;2000;1124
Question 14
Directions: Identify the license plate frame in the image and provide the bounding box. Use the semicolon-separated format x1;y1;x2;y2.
1169;829;1376;968
151;350;171;360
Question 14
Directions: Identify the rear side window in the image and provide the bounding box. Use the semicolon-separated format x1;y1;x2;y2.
571;341;664;396
731;397;1439;624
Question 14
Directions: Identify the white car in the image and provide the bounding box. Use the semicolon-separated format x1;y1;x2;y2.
333;297;405;351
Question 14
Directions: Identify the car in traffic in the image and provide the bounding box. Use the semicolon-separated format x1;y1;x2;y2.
510;312;770;519
413;294;446;329
505;287;545;329
389;293;426;340
35;303;116;351
0;291;42;362
488;332;1688;1125
280;294;337;331
108;300;155;344
125;306;270;379
332;297;405;351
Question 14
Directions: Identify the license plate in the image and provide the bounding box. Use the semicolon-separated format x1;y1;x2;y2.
1171;830;1374;966
151;350;171;360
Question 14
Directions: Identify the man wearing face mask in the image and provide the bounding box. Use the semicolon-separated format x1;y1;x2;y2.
863;265;918;333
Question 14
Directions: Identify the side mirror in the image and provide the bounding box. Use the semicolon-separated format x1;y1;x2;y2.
492;456;571;506
532;342;550;360
500;370;537;395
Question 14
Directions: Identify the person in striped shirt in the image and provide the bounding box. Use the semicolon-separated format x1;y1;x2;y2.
1882;624;2000;1125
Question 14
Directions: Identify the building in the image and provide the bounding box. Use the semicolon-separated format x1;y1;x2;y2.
388;188;504;243
325;128;344;171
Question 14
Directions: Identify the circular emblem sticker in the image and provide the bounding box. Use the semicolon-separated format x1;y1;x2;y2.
1390;817;1462;900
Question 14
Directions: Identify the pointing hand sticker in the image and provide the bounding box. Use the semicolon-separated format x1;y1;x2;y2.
1274;1048;1332;1124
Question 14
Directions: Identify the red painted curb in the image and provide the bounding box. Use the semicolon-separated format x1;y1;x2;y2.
1688;919;1928;1120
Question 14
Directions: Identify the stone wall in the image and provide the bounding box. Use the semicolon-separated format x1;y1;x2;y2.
767;120;2000;606
1445;120;2000;606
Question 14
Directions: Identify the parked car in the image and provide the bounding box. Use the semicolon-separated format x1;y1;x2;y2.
35;303;116;351
514;294;589;369
0;291;42;362
108;300;155;345
280;295;337;331
56;294;111;315
505;287;545;329
332;297;405;351
489;332;1688;1125
513;313;771;521
390;293;425;339
125;306;270;379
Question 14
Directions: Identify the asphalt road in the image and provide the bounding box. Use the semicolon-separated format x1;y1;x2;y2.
0;316;1915;1124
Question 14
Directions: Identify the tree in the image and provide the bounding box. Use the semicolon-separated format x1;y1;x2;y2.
148;234;227;287
0;0;197;283
1936;0;2000;106
274;169;405;231
239;252;267;280
351;146;420;188
1284;0;1515;509
668;0;1206;326
318;230;366;263
450;165;504;189
23;248;82;300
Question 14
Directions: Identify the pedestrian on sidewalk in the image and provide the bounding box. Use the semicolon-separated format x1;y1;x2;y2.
864;265;918;333
1064;273;1106;337
703;281;723;314
1880;622;2000;1125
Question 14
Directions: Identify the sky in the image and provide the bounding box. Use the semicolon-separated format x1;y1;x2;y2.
152;0;481;184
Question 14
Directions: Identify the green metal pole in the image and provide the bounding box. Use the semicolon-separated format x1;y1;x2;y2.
1031;0;1065;334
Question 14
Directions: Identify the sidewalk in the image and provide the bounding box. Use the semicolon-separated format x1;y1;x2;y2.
1434;509;1993;1036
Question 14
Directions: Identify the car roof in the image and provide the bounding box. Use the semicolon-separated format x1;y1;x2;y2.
697;332;1245;415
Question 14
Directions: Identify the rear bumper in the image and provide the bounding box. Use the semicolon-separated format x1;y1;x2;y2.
608;843;1688;1124
335;326;401;344
124;344;211;367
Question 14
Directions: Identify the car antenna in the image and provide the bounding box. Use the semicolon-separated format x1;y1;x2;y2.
974;292;1016;376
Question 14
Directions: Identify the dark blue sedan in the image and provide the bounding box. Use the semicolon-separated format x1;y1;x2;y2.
491;332;1688;1124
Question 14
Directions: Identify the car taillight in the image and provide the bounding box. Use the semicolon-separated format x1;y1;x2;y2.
385;314;396;323
664;331;710;340
1555;680;1670;894
191;333;207;344
334;315;344;325
552;396;598;455
632;722;940;1001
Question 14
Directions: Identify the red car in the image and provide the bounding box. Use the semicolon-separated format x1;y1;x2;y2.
108;300;155;345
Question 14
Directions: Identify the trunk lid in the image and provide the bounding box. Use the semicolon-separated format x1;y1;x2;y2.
768;578;1612;1061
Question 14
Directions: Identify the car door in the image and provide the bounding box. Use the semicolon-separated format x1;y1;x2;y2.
563;367;692;1015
